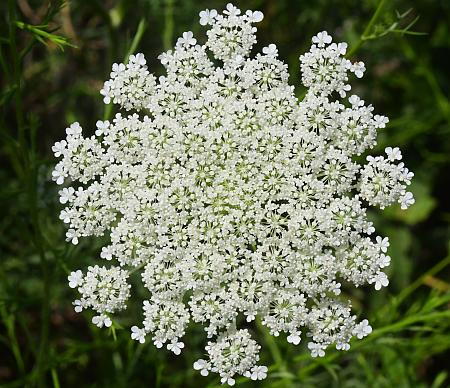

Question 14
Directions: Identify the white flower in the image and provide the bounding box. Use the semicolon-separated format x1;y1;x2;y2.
287;331;301;345
336;42;348;55
308;342;325;357
52;163;66;185
65;229;79;245
177;31;196;47
353;319;372;339
70;265;130;324
336;342;350;350
66;122;82;136
262;44;278;56
248;365;268;380
312;31;332;47
92;314;112;328
385;146;402;161
68;270;83;288
100;246;113;261
233;54;244;65
199;9;218;26
245;10;264;23
221;377;235;386
157;52;170;65
352;61;366;78
111;63;125;77
59;209;71;224
54;3;414;383
130;53;146;66
245;312;256;322
95;120;110;136
400;191;415;209
131;326;146;344
52;140;67;157
376;236;390;253
100;85;111;104
372;272;389;290
167;341;185;355
332;282;341;295
349;94;364;107
193;359;210;376
374;114;389;128
73;299;83;313
59;187;75;204
359;153;414;209
224;3;240;17
99;55;155;110
378;254;391;268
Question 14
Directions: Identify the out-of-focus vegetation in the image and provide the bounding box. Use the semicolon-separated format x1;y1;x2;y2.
1;0;449;387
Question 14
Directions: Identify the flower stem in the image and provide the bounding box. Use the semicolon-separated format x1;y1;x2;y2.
347;0;388;58
256;318;295;387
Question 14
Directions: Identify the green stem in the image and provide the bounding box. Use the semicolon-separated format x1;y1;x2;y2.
124;19;147;63
256;318;295;387
347;0;388;57
8;0;26;163
399;40;450;124
162;0;174;51
296;309;450;377
0;305;25;375
8;1;52;385
392;253;450;308
51;368;61;388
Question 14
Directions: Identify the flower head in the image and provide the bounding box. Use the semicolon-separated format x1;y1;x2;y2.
54;3;414;384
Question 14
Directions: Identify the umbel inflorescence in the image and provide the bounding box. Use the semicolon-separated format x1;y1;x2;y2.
53;4;414;385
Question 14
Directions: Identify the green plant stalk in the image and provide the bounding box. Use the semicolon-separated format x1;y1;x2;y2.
8;0;26;165
125;19;147;64
0;305;25;375
296;309;450;378
256;318;295;387
15;21;76;50
400;40;450;124
347;0;388;57
393;253;450;308
163;0;174;51
51;368;61;388
7;1;52;386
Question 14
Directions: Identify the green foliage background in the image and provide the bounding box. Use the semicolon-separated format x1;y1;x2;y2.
1;0;449;387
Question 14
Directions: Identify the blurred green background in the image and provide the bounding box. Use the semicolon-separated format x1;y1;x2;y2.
1;0;450;387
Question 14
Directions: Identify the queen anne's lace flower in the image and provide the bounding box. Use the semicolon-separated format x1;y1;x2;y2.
53;3;414;384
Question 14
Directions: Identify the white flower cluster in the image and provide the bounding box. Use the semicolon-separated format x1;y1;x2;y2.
53;3;414;384
195;329;265;385
68;265;130;328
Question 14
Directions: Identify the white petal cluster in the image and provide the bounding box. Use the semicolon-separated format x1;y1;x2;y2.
69;265;131;327
300;32;365;97
53;3;414;384
100;53;156;110
205;329;263;386
359;147;414;209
